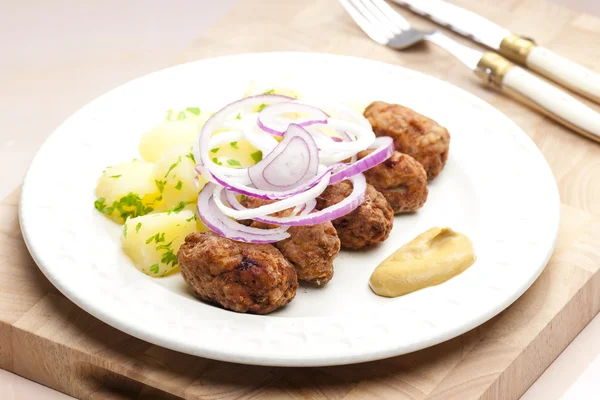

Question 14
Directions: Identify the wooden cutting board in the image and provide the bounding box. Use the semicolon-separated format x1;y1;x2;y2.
2;0;600;398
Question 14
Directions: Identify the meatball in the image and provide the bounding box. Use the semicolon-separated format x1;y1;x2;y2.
316;182;394;250
364;101;450;180
177;232;297;314
358;150;428;214
241;196;340;285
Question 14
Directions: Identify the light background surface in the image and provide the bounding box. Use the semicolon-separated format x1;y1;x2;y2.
0;0;598;398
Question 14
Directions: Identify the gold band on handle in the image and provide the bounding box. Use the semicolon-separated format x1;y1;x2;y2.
475;52;515;87
499;34;536;65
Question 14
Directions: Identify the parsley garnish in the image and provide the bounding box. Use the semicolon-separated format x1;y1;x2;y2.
210;148;219;153
109;174;122;179
160;248;178;267
256;103;268;112
250;151;263;163
212;157;222;166
175;181;183;190
185;153;196;163
135;222;142;233
166;109;173;121
186;107;201;115
146;232;166;244
235;113;242;120
123;223;128;238
156;238;176;251
185;215;196;222
230;141;239;149
263;89;275;94
164;156;181;178
177;111;186;120
149;264;160;274
155;180;166;193
227;159;241;167
168;201;193;214
95;193;153;222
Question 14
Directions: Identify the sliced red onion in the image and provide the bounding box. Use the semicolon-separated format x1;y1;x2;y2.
211;166;332;200
330;136;394;184
251;173;367;226
257;102;328;136
197;183;290;243
197;94;293;183
213;171;331;219
224;192;318;217
248;124;319;191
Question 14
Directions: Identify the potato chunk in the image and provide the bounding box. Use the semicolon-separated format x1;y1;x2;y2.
95;160;161;223
153;143;207;210
139;120;198;163
121;210;198;277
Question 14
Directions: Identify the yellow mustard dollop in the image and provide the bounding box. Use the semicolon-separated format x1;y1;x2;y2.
369;227;476;297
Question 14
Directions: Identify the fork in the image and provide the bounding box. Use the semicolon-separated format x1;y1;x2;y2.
339;0;600;143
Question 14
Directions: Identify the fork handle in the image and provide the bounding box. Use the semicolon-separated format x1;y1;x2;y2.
475;52;600;143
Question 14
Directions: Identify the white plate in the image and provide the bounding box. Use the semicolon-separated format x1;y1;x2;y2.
19;53;560;367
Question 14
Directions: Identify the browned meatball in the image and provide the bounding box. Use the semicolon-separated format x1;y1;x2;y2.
364;101;450;180
177;232;297;314
316;182;394;250
241;196;340;285
358;150;428;214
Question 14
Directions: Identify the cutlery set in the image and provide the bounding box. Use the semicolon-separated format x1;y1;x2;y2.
340;0;600;142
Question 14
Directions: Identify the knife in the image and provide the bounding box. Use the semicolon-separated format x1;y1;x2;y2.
393;0;600;104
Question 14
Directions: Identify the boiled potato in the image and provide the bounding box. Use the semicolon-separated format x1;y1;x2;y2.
244;82;301;99
153;143;207;210
121;210;198;277
95;160;161;223
165;107;210;126
210;139;263;168
139;120;198;163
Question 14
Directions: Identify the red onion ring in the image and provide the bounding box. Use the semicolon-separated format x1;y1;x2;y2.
197;183;290;243
249;124;319;191
197;94;293;183
250;173;367;226
330;136;394;184
257;102;328;136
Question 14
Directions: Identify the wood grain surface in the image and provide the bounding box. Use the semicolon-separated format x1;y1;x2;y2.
2;0;600;399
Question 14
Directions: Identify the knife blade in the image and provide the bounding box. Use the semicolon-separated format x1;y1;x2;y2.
392;0;600;104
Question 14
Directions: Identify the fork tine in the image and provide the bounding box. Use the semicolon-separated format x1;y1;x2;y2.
367;0;413;31
355;0;402;35
339;0;391;45
348;0;396;39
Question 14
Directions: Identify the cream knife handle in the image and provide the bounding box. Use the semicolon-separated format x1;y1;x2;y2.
526;47;600;103
502;66;600;142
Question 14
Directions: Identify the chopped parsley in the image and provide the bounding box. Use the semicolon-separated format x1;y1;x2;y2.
160;248;178;268
175;181;183;190
212;157;222;166
263;89;275;94
185;153;196;163
166;109;173;120
135;222;142;233
186;107;201;115
235;113;242;120
177;111;186;120
149;264;160;274
210;148;220;154
185;215;196;222
155;179;166;193
146;232;166;244
123;223;128;238
230;141;239;149
164;156;182;178
109;174;122;179
256;103;268;112
250;150;263;163
95;193;153;222
227;159;241;167
168;201;193;214
156;238;176;251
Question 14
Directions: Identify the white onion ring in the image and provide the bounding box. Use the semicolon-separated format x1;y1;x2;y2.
257;102;328;136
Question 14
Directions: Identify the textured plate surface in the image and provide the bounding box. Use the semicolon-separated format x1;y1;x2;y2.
19;52;560;367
